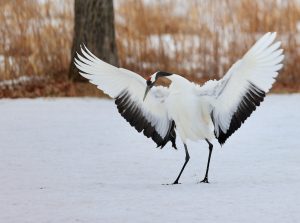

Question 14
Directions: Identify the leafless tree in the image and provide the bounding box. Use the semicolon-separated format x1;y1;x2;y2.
69;0;119;81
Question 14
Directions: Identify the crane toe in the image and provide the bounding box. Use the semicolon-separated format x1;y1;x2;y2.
199;177;210;183
162;182;181;185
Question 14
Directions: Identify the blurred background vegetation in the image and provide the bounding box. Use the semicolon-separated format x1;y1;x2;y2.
0;0;299;98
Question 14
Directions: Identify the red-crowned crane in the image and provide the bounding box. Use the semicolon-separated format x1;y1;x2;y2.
75;32;284;184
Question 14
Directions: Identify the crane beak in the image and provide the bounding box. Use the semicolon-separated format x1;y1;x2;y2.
143;85;151;101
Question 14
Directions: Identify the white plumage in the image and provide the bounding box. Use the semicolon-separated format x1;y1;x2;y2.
75;32;284;184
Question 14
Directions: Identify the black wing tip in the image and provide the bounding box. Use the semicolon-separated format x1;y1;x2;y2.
160;121;178;150
115;90;177;150
215;82;266;145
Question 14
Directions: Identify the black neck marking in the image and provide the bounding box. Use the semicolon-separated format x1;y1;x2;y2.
156;71;172;80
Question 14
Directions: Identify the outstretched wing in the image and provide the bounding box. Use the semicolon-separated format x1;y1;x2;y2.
197;32;284;145
74;46;176;149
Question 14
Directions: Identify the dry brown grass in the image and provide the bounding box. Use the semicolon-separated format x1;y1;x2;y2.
0;0;300;97
116;0;300;87
0;0;73;80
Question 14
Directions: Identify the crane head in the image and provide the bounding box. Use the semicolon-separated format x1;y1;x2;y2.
143;71;172;101
143;77;154;101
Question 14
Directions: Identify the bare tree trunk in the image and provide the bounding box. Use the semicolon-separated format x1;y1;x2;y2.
69;0;119;81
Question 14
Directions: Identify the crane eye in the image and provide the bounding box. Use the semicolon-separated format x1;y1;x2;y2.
146;79;152;86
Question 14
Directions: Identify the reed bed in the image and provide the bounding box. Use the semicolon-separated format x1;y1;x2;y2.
0;0;299;97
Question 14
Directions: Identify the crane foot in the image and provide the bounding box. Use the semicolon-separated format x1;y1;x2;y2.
199;177;209;183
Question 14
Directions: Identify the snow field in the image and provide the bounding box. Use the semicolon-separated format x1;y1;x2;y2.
0;95;299;223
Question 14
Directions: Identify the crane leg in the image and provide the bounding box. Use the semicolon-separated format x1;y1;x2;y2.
173;143;190;184
200;139;213;183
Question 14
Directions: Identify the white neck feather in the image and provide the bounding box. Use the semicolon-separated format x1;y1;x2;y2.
167;74;191;88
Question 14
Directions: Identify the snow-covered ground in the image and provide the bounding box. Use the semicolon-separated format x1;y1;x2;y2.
1;95;300;223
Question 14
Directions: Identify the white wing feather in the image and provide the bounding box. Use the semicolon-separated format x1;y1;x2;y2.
74;46;172;140
197;32;284;143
